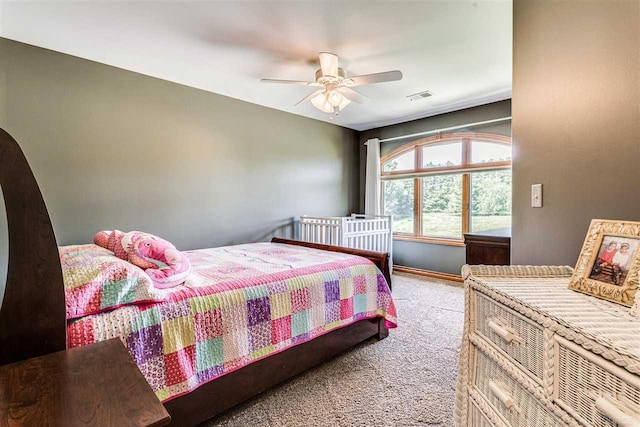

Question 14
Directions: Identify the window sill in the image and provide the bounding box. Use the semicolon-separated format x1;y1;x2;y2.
392;234;466;247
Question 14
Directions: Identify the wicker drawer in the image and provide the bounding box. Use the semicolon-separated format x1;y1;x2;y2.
470;399;502;427
469;388;511;427
475;345;563;427
555;336;640;427
475;292;545;382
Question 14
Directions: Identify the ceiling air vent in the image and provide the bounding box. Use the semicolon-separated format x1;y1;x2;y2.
407;90;434;101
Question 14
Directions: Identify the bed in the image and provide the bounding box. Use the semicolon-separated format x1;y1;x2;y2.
0;128;396;426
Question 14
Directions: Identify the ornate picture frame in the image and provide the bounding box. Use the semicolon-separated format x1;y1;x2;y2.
569;219;640;308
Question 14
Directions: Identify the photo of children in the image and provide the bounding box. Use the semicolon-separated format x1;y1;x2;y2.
589;236;640;286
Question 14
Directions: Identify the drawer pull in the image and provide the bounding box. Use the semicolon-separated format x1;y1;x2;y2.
488;321;522;345
595;396;640;427
489;380;521;413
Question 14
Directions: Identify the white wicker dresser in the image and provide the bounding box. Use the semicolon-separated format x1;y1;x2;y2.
454;265;640;427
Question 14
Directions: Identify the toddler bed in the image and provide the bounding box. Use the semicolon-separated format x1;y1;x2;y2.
0;128;396;426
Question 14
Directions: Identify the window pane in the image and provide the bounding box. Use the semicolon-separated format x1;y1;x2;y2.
382;179;414;233
471;141;511;164
470;170;512;233
422;142;462;168
422;174;463;238
383;150;415;172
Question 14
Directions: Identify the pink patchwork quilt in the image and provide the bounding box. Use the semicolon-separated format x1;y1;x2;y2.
67;242;397;402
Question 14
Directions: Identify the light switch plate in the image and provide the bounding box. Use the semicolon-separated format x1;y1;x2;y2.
531;184;543;208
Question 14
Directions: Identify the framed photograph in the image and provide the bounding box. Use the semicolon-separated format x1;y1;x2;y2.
569;219;640;308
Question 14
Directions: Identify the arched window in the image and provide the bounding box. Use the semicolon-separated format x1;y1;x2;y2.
380;133;511;244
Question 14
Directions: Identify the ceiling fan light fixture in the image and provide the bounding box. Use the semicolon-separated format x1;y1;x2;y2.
262;52;402;115
311;92;334;114
311;90;351;114
327;90;344;107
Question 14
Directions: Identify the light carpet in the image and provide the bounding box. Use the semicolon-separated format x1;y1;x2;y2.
201;272;465;427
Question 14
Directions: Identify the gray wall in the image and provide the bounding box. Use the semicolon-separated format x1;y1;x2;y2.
0;37;359;254
0;43;5;124
360;100;512;275
512;0;640;265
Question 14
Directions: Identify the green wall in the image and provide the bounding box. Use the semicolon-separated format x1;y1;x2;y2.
0;37;359;250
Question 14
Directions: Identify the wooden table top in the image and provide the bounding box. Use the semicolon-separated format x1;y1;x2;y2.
464;227;511;244
0;339;170;426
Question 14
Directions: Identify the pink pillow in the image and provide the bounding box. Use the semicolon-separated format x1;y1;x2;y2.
60;244;170;319
94;230;191;289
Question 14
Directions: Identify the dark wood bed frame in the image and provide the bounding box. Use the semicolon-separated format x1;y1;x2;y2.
0;128;392;426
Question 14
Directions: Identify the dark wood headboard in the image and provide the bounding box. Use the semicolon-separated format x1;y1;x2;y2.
0;128;66;365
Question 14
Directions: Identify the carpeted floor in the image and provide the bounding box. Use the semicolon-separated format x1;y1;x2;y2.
201;273;465;427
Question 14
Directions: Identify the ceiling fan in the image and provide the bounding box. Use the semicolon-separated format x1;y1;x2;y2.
261;52;403;115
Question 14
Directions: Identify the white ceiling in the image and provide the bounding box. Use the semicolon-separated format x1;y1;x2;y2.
0;0;512;131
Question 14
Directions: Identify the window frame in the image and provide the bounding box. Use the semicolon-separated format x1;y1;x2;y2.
380;133;512;246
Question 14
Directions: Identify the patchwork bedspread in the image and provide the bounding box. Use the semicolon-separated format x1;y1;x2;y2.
67;242;397;402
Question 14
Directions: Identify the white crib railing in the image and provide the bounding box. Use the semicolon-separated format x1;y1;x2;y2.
299;214;393;259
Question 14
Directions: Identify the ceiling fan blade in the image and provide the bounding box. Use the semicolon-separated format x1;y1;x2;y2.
261;79;320;86
341;70;403;87
337;87;370;105
318;52;339;77
294;89;324;107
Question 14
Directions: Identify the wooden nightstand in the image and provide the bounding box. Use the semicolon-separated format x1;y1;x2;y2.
0;338;171;426
463;227;511;266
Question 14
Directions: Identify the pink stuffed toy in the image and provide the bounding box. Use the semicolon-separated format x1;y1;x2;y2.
94;230;191;289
